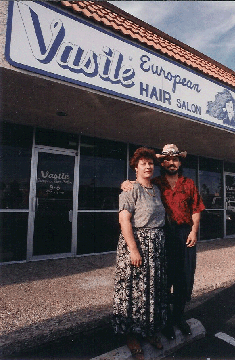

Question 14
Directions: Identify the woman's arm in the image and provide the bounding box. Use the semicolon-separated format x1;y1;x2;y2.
119;210;142;267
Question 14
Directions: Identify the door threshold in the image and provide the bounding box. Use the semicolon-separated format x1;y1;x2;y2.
29;253;73;262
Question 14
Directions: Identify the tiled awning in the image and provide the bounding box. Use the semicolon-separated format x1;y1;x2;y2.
60;1;235;88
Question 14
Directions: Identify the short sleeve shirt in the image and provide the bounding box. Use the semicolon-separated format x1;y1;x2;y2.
152;175;205;225
119;182;165;228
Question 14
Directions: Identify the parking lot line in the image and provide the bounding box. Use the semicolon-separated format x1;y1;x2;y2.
215;332;235;347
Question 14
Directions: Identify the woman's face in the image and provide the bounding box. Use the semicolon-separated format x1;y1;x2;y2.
136;157;154;180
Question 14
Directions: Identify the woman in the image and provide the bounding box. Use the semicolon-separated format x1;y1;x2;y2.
113;147;168;360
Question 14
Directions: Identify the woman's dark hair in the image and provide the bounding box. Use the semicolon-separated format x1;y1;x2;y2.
129;147;157;171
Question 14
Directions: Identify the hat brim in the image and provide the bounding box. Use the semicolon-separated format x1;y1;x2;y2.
156;151;187;160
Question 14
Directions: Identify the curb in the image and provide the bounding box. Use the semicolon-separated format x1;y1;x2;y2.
91;318;206;360
0;314;112;357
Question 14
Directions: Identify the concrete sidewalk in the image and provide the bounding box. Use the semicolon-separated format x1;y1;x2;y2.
1;238;235;357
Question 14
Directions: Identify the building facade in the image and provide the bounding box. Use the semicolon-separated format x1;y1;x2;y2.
1;1;235;263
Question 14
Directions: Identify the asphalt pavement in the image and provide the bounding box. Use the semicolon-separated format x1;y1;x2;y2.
5;284;235;360
1;237;235;359
164;283;235;360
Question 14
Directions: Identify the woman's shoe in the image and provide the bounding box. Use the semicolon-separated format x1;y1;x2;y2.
126;335;144;360
147;334;163;350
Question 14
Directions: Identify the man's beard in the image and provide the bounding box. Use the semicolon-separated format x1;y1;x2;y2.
164;167;179;175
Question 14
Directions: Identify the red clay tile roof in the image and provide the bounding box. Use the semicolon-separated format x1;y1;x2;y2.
60;1;235;88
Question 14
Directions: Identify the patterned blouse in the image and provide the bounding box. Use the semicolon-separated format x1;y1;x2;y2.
152;175;205;225
119;182;165;228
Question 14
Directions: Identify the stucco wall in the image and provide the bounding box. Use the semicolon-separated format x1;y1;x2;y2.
0;1;14;70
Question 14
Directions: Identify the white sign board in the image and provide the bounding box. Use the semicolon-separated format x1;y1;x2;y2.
5;1;235;132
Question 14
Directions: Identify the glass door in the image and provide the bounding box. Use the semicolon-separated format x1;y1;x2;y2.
225;172;235;237
27;146;78;260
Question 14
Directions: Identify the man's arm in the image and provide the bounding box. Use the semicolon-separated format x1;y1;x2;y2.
121;177;158;191
121;180;135;191
186;212;201;247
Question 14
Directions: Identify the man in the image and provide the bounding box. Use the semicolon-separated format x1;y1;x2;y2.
121;144;205;339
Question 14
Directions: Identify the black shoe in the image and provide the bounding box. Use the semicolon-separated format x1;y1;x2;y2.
176;320;192;335
162;325;176;340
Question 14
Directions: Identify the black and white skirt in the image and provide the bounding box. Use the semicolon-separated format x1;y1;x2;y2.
112;227;168;337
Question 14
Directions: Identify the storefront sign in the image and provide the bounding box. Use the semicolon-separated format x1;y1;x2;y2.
5;1;235;132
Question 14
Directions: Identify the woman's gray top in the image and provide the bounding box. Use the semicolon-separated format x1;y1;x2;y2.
119;182;165;228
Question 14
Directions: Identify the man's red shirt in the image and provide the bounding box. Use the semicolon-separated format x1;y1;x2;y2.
152;175;205;225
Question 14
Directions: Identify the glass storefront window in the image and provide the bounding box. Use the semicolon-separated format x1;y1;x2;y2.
199;157;223;240
225;173;235;237
199;157;223;209
182;154;197;183
0;123;32;209
35;128;79;150
77;212;119;254
78;136;127;210
0;213;28;262
224;161;235;173
200;209;224;240
0;122;33;262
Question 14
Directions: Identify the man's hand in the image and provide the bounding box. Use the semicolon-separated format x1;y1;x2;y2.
186;231;197;247
121;180;135;191
186;213;200;247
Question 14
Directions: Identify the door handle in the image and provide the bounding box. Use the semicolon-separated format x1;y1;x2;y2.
69;210;73;222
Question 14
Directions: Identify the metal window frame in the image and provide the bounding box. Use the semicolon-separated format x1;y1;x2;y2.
27;142;79;261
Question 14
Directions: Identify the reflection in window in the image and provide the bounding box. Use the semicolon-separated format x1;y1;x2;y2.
199;157;223;209
200;210;224;240
224;161;235;173
0;123;32;209
35;128;79;150
0;208;28;262
182;154;197;183
78;136;127;210
225;174;235;236
77;212;120;254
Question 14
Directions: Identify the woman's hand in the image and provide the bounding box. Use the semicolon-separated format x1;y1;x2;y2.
121;180;135;191
130;248;142;267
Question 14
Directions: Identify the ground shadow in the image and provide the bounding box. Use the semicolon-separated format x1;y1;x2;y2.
1;238;235;286
1;252;116;286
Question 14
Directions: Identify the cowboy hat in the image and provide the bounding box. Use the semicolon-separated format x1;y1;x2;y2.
156;144;187;160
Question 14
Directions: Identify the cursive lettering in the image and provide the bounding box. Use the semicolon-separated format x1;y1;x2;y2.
18;2;135;88
140;54;201;94
40;171;70;181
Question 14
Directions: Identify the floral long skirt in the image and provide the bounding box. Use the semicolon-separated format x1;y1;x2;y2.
112;227;168;337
